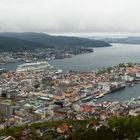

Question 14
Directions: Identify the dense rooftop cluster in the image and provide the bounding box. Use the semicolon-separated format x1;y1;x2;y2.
0;63;140;139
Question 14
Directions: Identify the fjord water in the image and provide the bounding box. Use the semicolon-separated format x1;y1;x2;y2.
97;83;140;103
50;43;140;72
50;43;140;102
4;43;140;102
5;43;140;72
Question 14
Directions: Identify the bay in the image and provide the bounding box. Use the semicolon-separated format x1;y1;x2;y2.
50;43;140;72
3;43;140;102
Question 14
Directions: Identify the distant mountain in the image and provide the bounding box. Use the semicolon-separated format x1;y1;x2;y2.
0;36;48;52
0;32;111;50
102;37;140;44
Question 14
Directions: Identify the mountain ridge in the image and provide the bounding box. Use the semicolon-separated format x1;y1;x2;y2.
0;32;111;52
0;36;49;52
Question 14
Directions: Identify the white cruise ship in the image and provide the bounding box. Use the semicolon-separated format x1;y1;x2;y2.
16;61;51;72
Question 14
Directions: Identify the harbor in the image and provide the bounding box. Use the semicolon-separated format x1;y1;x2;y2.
0;44;140;103
0;48;140;139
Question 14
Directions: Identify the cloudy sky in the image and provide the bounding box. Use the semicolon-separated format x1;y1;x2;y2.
0;0;140;36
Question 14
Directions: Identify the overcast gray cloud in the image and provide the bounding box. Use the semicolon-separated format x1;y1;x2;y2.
0;0;140;35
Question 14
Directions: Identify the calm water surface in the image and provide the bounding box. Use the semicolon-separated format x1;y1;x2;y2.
4;43;140;102
50;44;140;72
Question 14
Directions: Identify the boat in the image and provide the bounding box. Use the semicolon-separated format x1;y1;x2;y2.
55;69;63;74
94;93;104;99
129;82;134;87
81;96;94;103
0;67;5;72
92;91;104;99
16;61;51;72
